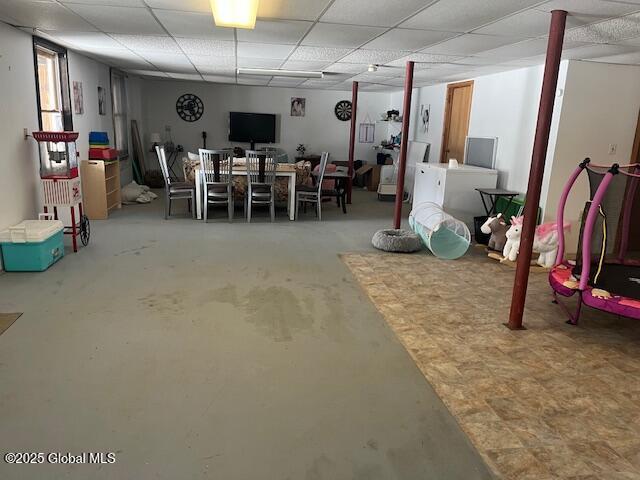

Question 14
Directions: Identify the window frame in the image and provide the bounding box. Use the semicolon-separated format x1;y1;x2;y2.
33;36;73;132
110;68;129;159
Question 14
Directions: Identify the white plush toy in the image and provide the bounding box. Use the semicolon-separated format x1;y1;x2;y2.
502;216;522;262
502;216;570;267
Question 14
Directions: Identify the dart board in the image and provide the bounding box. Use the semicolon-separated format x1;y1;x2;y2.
334;100;352;121
176;93;204;122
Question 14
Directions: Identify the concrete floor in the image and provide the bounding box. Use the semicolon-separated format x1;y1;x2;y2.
0;190;493;479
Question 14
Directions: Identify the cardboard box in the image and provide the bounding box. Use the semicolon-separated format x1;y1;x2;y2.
355;159;393;191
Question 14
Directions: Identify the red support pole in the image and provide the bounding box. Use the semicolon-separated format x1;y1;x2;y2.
507;10;567;330
393;61;415;229
347;81;358;204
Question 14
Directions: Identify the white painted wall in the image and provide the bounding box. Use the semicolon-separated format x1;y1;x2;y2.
543;60;640;250
139;80;390;170
0;22;43;236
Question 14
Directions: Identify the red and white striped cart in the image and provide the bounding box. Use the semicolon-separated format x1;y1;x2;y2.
33;131;90;252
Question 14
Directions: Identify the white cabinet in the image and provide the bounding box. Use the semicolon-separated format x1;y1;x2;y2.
412;162;498;228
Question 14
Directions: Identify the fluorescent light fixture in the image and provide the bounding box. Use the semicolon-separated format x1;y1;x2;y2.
210;0;259;29
237;68;323;78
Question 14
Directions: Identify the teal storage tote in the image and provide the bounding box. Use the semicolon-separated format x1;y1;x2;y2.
0;220;65;272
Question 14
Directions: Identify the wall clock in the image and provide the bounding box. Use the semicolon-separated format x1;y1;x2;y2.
176;93;204;122
334;100;352;121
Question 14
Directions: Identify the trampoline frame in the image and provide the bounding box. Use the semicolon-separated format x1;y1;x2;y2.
551;159;640;324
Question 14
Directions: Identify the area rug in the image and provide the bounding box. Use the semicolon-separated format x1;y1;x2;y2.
0;313;22;336
342;251;640;480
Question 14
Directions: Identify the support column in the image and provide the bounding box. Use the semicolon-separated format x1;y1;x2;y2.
393;61;415;229
508;10;567;330
347;81;358;204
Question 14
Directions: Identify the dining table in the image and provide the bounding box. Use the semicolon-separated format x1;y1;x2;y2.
194;158;297;220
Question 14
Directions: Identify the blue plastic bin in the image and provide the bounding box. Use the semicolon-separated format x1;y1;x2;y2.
0;222;65;272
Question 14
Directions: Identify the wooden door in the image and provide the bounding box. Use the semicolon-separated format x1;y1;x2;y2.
440;81;474;163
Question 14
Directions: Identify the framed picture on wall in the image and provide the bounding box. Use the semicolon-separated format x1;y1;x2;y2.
359;123;375;143
291;97;305;117
97;86;106;115
73;81;84;114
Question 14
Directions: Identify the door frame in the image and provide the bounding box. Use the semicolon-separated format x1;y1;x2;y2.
440;80;474;163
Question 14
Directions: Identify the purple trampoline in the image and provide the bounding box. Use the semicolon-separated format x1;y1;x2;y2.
550;159;640;324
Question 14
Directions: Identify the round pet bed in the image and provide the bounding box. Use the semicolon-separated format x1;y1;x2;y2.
372;229;422;253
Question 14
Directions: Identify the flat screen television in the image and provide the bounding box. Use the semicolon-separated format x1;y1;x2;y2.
229;112;276;147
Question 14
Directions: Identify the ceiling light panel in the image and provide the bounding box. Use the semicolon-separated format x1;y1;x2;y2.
153;11;234;39
362;28;458;51
236;20;312;44
289;46;353;62
301;23;385;48
64;4;165;35
320;0;430;27
338;49;410;64
145;0;210;13
210;0;259;29
400;0;543;32
421;33;524;56
5;0;97;31
175;38;235;56
236;43;295;59
258;0;333;21
111;35;181;53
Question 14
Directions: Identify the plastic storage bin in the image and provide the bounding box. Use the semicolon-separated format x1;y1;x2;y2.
0;220;64;271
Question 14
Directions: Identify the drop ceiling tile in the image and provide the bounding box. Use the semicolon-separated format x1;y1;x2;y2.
127;69;170;78
139;52;196;72
350;72;398;82
65;4;165;34
562;43;638;60
2;0;97;31
477;38;586;59
474;8;583;37
320;0;429;27
188;55;235;68
566;12;640;43
302;23;385;48
111;34;181;53
203;74;236;83
237;57;283;68
41;31;123;50
269;76;306;86
145;0;209;12
360;83;393;91
281;60;333;70
452;56;506;66
92;51;152;69
196;66;236;76
400;0;543;32
380;78;406;86
499;55;545;66
362;28;458;51
154;10;234;39
237;77;272;86
588;51;640;65
324;63;369;74
339;49;410;64
350;68;400;79
258;0;332;21
236;19;312;44
167;72;204;81
176;38;235;56
535;0;640;24
299;79;341;87
386;53;465;67
236;43;294;59
421;33;525;55
289;46;353;62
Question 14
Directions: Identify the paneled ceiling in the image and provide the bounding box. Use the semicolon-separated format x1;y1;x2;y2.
2;0;640;91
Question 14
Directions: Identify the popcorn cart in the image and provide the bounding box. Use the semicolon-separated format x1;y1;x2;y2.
33;131;89;252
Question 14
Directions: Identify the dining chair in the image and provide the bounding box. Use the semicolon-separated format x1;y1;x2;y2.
199;148;234;223
295;152;330;221
245;150;277;222
156;145;195;220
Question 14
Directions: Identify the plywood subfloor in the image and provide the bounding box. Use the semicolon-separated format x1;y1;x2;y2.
342;252;640;480
0;313;21;336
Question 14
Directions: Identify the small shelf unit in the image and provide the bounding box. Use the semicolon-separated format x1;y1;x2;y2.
80;159;122;219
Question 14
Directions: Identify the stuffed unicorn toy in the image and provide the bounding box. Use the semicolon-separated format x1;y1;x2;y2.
503;216;570;267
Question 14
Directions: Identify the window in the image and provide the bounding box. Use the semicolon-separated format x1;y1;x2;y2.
33;37;72;131
111;69;129;158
